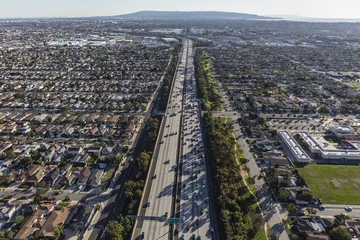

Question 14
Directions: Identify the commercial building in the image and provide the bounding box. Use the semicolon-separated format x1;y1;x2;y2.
279;131;311;162
298;131;360;160
329;125;356;138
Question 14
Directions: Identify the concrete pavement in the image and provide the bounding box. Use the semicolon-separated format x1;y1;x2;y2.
132;39;189;240
178;40;213;240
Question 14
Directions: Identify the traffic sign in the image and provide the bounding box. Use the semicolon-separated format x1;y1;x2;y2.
168;218;180;223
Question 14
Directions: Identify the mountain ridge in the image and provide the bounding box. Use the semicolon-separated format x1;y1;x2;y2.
105;10;279;20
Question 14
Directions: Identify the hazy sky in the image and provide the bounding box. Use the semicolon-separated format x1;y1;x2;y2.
1;0;360;19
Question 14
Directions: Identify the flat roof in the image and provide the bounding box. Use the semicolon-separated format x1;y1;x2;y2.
298;131;322;152
298;131;360;158
279;131;310;160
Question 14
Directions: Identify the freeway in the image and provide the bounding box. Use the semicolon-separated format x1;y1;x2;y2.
132;39;189;240
178;40;213;239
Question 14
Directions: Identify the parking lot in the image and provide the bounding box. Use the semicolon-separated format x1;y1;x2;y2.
267;117;335;133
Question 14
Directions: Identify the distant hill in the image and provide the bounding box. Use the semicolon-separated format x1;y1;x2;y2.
108;11;278;20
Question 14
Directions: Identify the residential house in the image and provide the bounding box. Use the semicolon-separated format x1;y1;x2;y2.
15;173;27;183
38;207;72;238
14;204;54;240
87;146;102;156
295;217;331;234
0;204;20;219
345;219;360;236
67;146;83;156
265;156;290;167
306;234;330;240
64;205;94;234
26;165;41;177
51;168;61;187
102;147;114;155
62;171;75;186
77;167;92;186
28;170;45;183
88;169;104;187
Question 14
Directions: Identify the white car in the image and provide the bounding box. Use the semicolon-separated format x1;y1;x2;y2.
345;207;353;211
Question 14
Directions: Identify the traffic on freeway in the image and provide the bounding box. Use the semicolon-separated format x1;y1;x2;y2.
132;40;189;240
178;40;213;240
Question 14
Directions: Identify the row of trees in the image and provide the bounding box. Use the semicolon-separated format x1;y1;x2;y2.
203;113;264;239
194;50;223;111
158;44;181;111
104;117;160;239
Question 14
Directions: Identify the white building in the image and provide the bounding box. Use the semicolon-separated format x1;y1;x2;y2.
298;131;360;160
329;125;356;138
279;131;311;162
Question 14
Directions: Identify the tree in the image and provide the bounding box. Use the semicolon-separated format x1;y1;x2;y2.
318;105;329;114
136;152;150;172
278;189;291;201
124;180;136;192
5;151;15;159
124;191;133;199
114;154;123;164
330;226;352;240
33;193;43;204
14;215;24;225
286;204;298;214
54;226;64;240
259;117;266;125
306;207;317;215
134;189;143;200
296;192;313;202
105;221;124;240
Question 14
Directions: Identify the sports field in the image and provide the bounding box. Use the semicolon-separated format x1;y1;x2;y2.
297;164;360;205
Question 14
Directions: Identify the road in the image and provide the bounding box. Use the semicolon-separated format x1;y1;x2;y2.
178;40;213;239
236;129;290;239
132;39;188;240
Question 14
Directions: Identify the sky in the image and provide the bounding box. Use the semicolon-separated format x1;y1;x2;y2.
1;0;360;19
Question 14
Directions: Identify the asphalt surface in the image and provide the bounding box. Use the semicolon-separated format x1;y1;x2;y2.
178;41;213;240
132;40;189;240
232;122;290;240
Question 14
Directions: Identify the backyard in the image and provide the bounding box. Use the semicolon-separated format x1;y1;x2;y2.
298;164;360;204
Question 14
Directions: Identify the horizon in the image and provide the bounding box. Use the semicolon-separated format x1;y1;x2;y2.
1;10;360;23
1;0;360;19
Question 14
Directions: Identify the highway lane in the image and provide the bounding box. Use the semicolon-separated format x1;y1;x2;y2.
133;39;189;240
178;40;213;240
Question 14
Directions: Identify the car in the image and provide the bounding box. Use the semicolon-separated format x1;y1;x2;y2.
160;140;164;144
345;207;353;211
152;174;157;179
165;212;168;217
319;205;325;210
